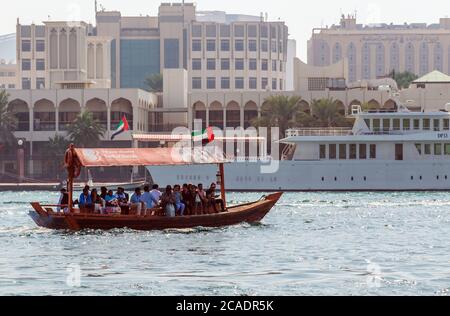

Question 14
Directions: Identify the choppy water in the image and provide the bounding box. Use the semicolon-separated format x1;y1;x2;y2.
0;191;449;296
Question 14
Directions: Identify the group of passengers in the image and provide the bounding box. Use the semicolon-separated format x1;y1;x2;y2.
57;183;225;217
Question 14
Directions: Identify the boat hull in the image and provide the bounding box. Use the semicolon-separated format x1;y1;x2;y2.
29;193;282;231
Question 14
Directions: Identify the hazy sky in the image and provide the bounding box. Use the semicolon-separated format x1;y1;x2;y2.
2;0;450;60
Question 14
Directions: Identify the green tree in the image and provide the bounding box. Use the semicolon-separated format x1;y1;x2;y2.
391;70;418;90
310;98;350;127
252;95;302;138
44;134;70;179
66;111;106;148
0;90;17;149
144;73;163;92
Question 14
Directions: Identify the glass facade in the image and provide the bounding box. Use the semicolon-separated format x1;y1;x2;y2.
120;39;160;90
164;39;180;69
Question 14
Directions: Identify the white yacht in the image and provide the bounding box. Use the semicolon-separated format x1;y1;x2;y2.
147;105;450;191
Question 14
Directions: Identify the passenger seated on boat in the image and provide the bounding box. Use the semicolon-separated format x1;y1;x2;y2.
206;183;225;213
130;187;144;216
173;185;186;216
141;185;159;214
57;188;69;213
182;184;193;215
105;190;119;207
161;185;177;217
115;187;129;206
91;189;105;213
100;186;108;200
79;188;93;211
150;184;162;202
197;184;208;214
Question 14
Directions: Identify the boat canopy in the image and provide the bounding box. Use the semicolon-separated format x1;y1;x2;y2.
74;147;228;168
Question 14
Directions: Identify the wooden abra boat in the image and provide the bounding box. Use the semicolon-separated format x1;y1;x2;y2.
29;146;282;231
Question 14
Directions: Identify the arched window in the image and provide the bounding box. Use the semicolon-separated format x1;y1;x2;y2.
390;43;400;73
419;42;429;75
96;43;103;79
434;43;443;72
347;43;357;82
332;43;342;64
405;42;415;73
376;43;385;77
316;41;330;66
49;29;58;69
59;29;67;69
69;29;77;69
362;43;371;79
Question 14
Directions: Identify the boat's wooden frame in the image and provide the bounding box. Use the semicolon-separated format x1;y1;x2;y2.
29;192;282;231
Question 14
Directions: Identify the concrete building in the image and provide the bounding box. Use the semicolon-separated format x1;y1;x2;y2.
0;60;17;89
308;15;450;82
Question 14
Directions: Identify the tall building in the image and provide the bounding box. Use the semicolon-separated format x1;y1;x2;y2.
308;15;450;82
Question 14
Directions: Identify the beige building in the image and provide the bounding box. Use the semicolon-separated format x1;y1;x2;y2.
0;61;17;89
308;15;450;82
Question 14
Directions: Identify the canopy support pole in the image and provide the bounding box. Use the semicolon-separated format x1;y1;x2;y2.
68;172;74;213
219;163;227;210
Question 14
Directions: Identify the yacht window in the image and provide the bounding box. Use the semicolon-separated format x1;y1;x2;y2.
435;143;442;155
414;119;420;130
373;119;380;133
319;145;326;159
423;119;430;131
339;144;347;160
425;144;431;155
403;119;411;130
359;144;367;159
445;144;450;155
393;119;400;131
364;119;371;129
370;144;376;159
383;119;391;132
349;144;357;159
329;144;337;160
433;119;440;131
443;119;450;130
415;144;422;155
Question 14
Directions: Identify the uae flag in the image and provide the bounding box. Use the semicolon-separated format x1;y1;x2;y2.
192;127;215;145
111;116;130;140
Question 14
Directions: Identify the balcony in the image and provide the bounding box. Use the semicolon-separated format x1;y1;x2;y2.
34;120;56;131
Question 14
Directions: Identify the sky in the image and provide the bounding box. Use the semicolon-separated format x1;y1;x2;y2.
1;0;450;60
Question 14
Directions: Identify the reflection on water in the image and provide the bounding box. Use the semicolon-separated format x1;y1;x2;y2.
0;191;449;296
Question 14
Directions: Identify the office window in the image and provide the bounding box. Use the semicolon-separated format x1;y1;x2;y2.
207;77;216;89
192;25;202;37
261;59;268;71
235;77;244;89
261;40;268;52
22;40;31;52
221;58;230;70
383;119;391;131
192;40;202;51
164;39;179;69
192;77;202;89
36;59;45;71
434;119;440;131
249;59;257;70
207;59;216;70
320;145;326;159
393;119;400;131
235;39;244;51
272;78;277;90
206;25;217;37
36;78;45;89
279;79;283;90
207;39;216;52
359;144;367;159
271;40;277;53
370;144;376;159
249;40;257;52
249;77;257;89
220;25;230;37
339;144;347;160
261;77;269;90
221;77;230;89
221;39;230;51
415;144;422;155
235;59;244;70
234;25;245;37
329;144;337;159
260;25;268;38
192;58;202;70
435;143;442;155
425;144;432;155
22;59;31;71
349;144;357;159
248;25;257;37
22;78;31;90
36;40;45;52
272;60;277;71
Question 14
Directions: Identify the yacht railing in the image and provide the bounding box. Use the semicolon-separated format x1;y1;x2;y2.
286;128;353;137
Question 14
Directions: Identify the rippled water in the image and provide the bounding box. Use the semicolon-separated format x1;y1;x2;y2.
0;191;449;296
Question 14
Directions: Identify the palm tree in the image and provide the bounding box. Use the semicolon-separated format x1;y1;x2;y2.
44;134;70;180
144;73;163;93
253;95;302;138
0;90;17;149
66;111;106;148
391;71;418;90
311;98;350;127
